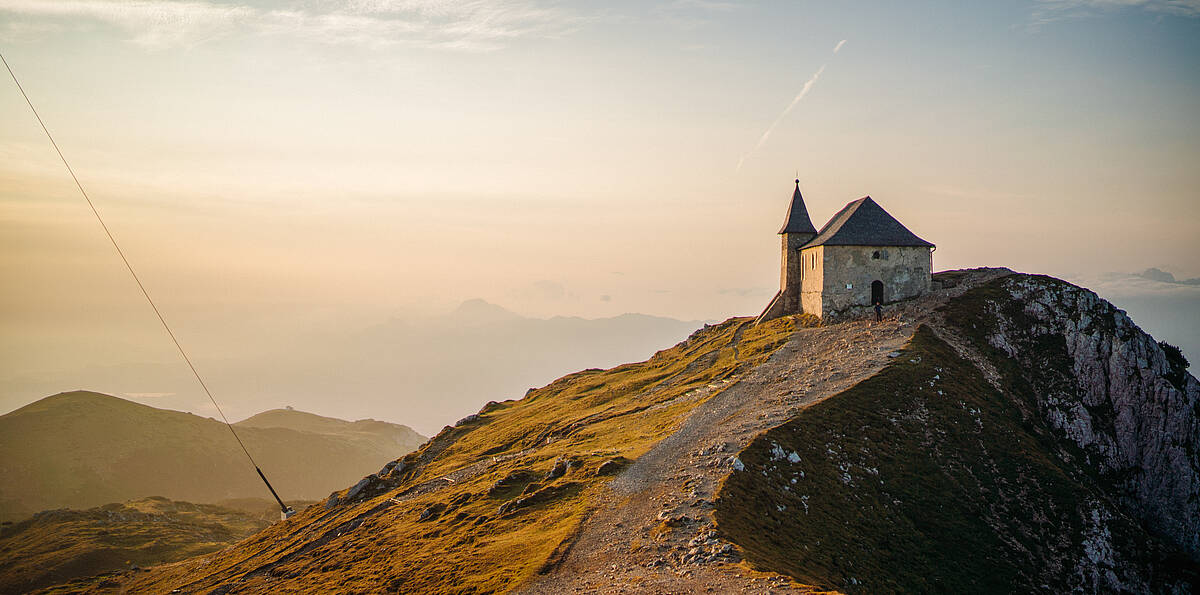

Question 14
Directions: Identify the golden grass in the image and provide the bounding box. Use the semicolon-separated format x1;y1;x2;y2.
112;316;796;594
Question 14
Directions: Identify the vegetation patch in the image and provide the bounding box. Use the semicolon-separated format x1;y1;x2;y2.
1160;341;1191;391
497;482;585;516
118;316;796;594
0;497;275;594
486;469;541;500
594;456;630;476
715;325;1197;593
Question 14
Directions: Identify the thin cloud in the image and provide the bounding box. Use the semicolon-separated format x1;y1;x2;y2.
0;0;582;50
737;64;825;172
1030;0;1200;27
655;0;739;30
737;39;845;172
0;0;254;47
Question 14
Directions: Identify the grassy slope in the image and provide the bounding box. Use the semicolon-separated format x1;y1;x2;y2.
119;317;794;594
716;285;1197;593
0;393;425;520
0;497;270;594
235;409;425;452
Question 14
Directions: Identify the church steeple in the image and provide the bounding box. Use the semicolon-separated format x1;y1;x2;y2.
778;179;818;236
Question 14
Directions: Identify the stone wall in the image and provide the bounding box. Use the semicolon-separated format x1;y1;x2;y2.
813;245;931;318
799;245;825;317
778;232;813;314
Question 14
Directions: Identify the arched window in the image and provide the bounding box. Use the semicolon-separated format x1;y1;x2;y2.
872;250;881;260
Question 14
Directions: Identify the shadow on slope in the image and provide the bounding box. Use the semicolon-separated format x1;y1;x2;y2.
716;324;1198;593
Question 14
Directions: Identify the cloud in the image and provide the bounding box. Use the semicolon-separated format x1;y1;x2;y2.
655;0;739;29
1078;270;1200;361
1134;267;1200;285
0;0;581;50
1088;271;1200;294
737;39;845;171
1030;0;1200;26
737;64;825;172
0;0;254;47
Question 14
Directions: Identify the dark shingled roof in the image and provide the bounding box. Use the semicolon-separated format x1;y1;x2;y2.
802;196;934;248
778;180;818;235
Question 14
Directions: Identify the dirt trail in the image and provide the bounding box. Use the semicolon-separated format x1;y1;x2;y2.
522;269;1011;594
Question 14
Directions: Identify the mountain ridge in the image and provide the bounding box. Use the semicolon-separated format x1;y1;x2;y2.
0;393;426;522
28;269;1200;593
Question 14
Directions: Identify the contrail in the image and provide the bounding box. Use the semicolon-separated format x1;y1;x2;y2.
737;40;845;172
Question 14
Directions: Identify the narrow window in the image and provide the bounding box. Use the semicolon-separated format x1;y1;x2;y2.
872;250;880;260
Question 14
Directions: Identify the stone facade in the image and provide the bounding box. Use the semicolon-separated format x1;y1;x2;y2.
801;245;932;319
758;183;934;323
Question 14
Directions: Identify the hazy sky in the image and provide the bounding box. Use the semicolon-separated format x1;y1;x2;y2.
2;0;1198;424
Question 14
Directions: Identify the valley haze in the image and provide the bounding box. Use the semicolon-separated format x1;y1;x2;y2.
1;0;1197;434
1;301;704;436
0;1;1198;593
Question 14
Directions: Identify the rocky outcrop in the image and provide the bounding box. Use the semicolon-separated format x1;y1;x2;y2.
957;274;1200;559
718;272;1199;593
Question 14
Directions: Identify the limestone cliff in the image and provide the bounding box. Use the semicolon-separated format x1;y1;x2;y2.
718;272;1200;593
955;274;1200;559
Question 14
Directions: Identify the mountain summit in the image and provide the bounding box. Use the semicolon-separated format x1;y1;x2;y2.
52;270;1200;593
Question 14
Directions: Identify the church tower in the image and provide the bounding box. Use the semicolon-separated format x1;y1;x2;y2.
776;179;817;314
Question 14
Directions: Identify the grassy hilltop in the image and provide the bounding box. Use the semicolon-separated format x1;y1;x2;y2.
0;394;425;521
116;316;796;594
25;271;1200;594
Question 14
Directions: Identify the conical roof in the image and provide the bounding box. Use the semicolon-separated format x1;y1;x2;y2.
803;196;934;248
778;180;818;235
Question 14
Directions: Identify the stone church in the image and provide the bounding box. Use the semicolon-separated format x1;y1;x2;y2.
758;180;934;322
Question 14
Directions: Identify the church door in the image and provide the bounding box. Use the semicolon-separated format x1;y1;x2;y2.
871;280;884;305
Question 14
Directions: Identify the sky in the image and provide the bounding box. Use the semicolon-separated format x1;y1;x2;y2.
1;0;1198;428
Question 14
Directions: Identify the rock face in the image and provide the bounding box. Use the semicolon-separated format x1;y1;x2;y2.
718;273;1200;593
954;274;1200;559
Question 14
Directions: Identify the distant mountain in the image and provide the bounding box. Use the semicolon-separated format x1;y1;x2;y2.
0;496;276;594
446;298;524;326
0;392;426;522
235;408;425;453
280;303;707;433
106;271;1198;594
0;303;707;438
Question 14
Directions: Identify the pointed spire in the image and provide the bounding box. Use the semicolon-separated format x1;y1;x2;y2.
779;179;818;235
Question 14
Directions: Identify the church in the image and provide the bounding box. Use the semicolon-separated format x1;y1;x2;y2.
758;180;935;322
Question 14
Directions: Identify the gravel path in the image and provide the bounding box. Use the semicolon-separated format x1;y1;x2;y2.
522;269;1012;594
